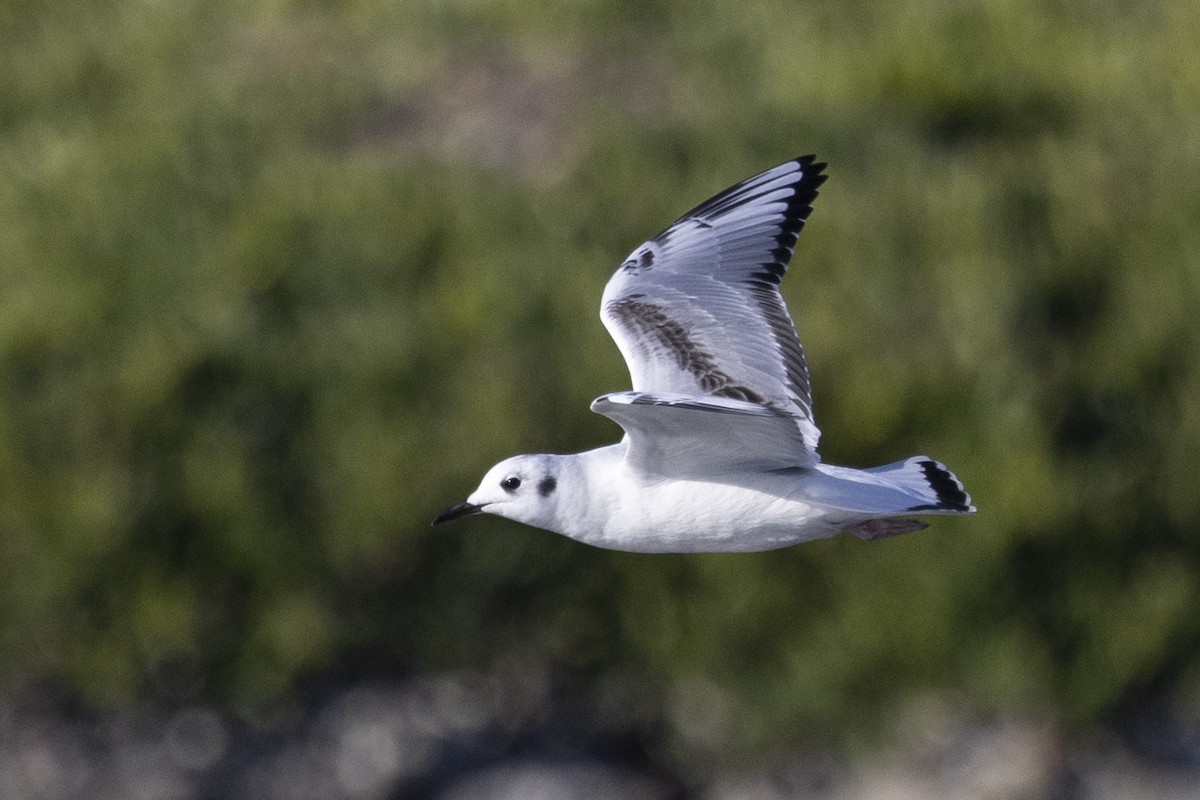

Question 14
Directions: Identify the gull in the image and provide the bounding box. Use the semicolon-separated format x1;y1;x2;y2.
434;156;975;552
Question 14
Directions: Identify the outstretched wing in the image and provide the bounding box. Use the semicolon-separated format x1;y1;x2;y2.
600;156;827;455
591;391;817;477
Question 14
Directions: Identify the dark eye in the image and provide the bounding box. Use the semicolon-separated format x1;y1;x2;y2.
501;476;521;492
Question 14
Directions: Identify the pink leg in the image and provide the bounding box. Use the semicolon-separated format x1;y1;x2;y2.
844;518;929;541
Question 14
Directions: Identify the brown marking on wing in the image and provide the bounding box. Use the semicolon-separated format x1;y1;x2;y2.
606;295;764;404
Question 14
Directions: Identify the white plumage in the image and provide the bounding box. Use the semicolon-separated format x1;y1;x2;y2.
435;157;975;552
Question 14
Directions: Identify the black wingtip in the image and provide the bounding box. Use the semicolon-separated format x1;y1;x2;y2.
645;155;830;290
794;153;828;180
745;155;827;286
665;156;827;228
784;154;828;220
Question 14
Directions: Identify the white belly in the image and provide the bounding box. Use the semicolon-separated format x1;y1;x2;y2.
576;472;843;553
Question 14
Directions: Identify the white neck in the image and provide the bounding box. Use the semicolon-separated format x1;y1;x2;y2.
546;443;628;542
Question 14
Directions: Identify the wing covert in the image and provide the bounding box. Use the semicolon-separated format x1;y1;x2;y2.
591;391;818;477
600;156;827;454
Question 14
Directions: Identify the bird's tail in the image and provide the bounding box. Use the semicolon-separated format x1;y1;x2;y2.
861;456;975;514
806;456;975;539
806;455;974;520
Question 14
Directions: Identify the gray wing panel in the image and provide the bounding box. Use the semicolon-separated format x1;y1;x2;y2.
600;156;826;455
590;391;818;477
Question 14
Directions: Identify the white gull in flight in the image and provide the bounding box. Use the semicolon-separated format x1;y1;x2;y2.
435;156;975;551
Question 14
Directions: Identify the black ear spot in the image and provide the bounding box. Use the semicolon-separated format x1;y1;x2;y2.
537;476;557;497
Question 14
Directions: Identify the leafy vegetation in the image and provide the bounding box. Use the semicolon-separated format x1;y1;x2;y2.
1;0;1198;756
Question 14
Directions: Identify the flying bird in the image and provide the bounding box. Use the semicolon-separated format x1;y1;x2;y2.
435;156;974;552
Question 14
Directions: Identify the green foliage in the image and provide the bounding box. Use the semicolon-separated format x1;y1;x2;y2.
1;0;1198;754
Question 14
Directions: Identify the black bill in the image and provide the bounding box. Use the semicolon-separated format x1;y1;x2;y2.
432;501;485;525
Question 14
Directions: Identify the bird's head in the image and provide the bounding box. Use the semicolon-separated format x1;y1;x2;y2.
433;454;564;532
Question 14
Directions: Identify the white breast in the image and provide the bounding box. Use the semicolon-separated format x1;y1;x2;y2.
568;455;840;553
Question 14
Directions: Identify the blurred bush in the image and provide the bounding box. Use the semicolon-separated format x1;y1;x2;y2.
1;0;1198;758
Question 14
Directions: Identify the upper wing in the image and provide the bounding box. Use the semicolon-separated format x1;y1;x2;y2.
591;391;817;477
600;156;827;454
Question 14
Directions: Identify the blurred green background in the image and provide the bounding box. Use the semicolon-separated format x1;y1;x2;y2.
1;0;1199;773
